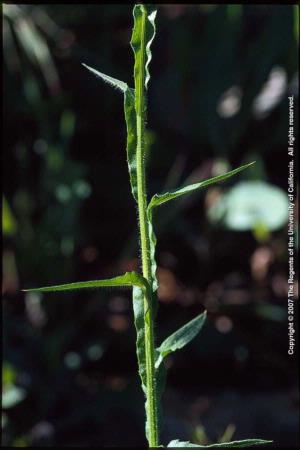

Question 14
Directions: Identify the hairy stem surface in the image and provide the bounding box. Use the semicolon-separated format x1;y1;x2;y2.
135;5;159;448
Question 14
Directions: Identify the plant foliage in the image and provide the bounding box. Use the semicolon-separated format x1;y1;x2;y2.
24;4;273;448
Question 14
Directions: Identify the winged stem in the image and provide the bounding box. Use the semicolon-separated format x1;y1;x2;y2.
134;4;159;447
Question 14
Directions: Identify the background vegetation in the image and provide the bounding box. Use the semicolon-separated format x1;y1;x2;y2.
2;4;299;447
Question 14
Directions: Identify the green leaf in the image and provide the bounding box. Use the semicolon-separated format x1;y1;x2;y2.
148;163;255;211
23;271;150;296
132;286;147;393
147;207;158;292
82;64;138;201
131;4;157;92
167;439;273;448
124;87;138;201
133;286;165;443
131;11;157;285
82;63;128;93
147;163;255;295
3;196;17;236
156;312;207;368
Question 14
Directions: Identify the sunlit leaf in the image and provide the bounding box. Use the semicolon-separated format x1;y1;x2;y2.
148;207;159;292
82;63;128;93
156;312;207;368
148;163;255;210
131;4;157;92
132;286;147;393
147;164;254;297
23;271;150;296
167;438;273;448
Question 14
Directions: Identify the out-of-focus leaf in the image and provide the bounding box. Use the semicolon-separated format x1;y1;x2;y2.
3;362;17;386
60;110;75;140
13;13;59;90
255;304;286;322
3;196;17;236
156;312;207;368
2;413;8;429
219;424;236;443
207;181;289;231
2;386;26;409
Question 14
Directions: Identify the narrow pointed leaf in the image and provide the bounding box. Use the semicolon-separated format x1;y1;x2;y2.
23;271;150;295
167;439;273;448
147;163;255;299
148;163;255;210
82;63;128;92
156;312;207;367
82;64;138;201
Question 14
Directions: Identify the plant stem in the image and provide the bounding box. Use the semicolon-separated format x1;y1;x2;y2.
135;5;159;448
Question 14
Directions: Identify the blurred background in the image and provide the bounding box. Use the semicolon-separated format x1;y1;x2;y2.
2;4;299;448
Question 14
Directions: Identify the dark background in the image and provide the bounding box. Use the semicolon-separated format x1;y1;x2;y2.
2;4;299;448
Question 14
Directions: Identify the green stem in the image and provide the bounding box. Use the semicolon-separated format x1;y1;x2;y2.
135;5;159;448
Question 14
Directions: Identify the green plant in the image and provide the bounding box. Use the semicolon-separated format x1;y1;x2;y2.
24;4;273;448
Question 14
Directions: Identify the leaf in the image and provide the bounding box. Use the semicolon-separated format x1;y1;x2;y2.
132;286;147;393
124;87;138;201
3;196;17;236
129;3;158;295
156;312;207;368
131;4;157;92
82;64;138;201
167;439;273;448
2;386;26;409
147;163;255;296
23;271;150;296
147;207;158;292
82;63;127;93
148;163;255;211
132;286;166;442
